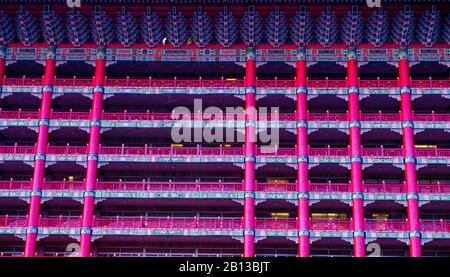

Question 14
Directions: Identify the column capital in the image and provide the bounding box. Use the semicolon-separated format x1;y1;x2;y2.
296;47;307;61
96;46;107;60
346;46;358;61
398;46;409;61
46;45;56;60
245;47;256;61
0;45;6;59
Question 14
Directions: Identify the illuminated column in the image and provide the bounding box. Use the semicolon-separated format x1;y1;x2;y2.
295;47;310;257
244;46;256;257
398;46;421;257
24;46;57;257
346;47;365;257
79;46;106;257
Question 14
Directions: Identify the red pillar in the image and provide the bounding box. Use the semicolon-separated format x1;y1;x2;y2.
79;46;106;257
295;47;310;257
24;46;57;257
398;46;421;257
346;47;365;257
244;47;256;257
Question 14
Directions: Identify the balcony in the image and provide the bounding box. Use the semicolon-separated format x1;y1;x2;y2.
1;216;449;234
0;180;447;194
1;110;449;123
2;77;448;89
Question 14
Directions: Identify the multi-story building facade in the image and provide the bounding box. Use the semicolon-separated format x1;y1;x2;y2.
0;0;449;257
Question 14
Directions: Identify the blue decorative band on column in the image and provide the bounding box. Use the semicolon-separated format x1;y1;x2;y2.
87;154;99;161
409;230;421;238
349;120;361;128
80;226;93;235
83;190;96;198
90;119;101;127
26;226;38;234
245;155;256;162
397;46;409;61
296;120;308;128
404;156;416;163
353;230;365;237
96;46;106;60
352;192;364;200
297;191;310;199
245;86;256;94
296;47;306;61
400;86;411;94
0;45;6;59
406;192;419;200
401;120;414;129
34;153;46;161
245;47;256;61
0;86;2;94
298;229;310;236
244;191;256;198
245;120;256;128
47;45;56;59
31;189;42;197
297;155;309;163
296;86;308;95
93;85;104;93
346;46;357;61
42;85;53;93
38;118;50;126
347;86;359;95
351;155;362;163
244;228;255;236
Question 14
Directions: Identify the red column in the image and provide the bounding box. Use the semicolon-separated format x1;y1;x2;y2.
295;47;310;257
346;47;365;257
79;46;106;257
398;46;421;257
244;47;256;257
24;46;57;257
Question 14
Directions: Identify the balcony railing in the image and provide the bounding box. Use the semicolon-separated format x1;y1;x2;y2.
1;216;449;233
1;109;449;122
0;145;448;158
3;77;448;89
1;179;449;194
